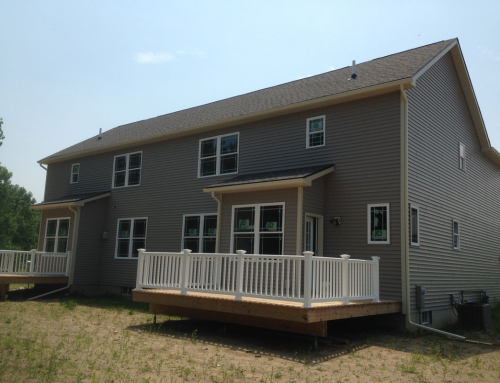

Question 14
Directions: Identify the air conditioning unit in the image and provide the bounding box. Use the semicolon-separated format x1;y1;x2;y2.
456;302;492;330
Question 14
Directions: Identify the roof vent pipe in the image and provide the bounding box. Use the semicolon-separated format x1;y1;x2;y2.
97;128;102;140
351;60;357;79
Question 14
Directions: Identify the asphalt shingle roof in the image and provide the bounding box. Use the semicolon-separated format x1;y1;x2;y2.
205;164;334;189
41;39;455;163
33;191;110;206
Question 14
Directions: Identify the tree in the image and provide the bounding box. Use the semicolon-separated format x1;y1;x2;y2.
0;118;4;147
0;119;40;250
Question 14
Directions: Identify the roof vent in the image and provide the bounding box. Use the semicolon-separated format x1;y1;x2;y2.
97;128;102;141
350;60;357;80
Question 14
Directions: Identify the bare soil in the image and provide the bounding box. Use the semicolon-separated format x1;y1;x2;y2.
0;296;499;382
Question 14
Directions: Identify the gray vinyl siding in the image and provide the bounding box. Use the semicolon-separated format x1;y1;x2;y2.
219;188;298;255
73;198;107;285
303;177;326;255
43;92;402;295
407;52;500;314
38;207;75;253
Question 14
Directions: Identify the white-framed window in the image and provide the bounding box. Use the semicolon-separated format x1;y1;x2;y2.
70;163;80;184
306;115;326;149
198;132;239;177
231;203;285;255
115;218;148;258
44;218;70;253
113;151;142;188
367;203;390;244
182;214;218;253
410;204;420;246
459;143;466;171
453;219;460;250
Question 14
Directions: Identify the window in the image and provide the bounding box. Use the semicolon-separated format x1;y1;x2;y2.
199;133;239;177
410;204;420;246
306;116;325;148
113;152;142;188
44;218;70;252
459;143;466;171
231;203;284;255
182;214;217;253
367;203;390;244
453;219;460;250
70;164;79;184
115;218;147;258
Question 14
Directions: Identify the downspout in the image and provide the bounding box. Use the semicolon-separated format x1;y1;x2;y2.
211;192;222;253
400;84;466;341
28;205;81;301
39;163;47;171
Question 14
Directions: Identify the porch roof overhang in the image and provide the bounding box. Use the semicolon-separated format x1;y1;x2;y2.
30;190;110;210
203;164;334;194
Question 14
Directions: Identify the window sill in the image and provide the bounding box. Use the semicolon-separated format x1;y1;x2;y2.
198;171;238;179
112;184;141;189
306;144;326;150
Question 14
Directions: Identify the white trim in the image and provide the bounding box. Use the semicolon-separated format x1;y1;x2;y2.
304;213;324;256
181;213;218;252
306;115;326;149
230;202;285;254
112;151;143;189
198;132;239;178
459;142;466;171
43;217;71;253
70;163;80;184
367;203;390;245
452;219;460;250
412;39;458;85
114;217;148;259
410;204;420;247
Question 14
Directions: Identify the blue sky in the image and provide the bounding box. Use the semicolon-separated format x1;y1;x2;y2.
1;0;499;202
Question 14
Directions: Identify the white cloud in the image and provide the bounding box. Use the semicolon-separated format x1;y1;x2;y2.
134;49;207;64
478;45;500;62
135;52;174;64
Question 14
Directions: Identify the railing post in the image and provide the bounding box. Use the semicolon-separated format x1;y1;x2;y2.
30;249;36;276
135;249;146;290
303;251;314;308
234;250;246;300
341;254;351;305
180;249;191;295
371;256;380;302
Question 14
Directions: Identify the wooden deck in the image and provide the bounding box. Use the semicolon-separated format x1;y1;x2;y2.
0;275;69;298
134;289;402;337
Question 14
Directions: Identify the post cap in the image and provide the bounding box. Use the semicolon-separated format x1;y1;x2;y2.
371;256;381;260
340;254;351;259
182;249;192;254
236;250;247;255
303;251;314;257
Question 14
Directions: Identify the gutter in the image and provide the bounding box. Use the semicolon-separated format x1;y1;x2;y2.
400;84;466;341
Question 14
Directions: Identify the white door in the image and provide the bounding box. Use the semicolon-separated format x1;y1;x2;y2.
305;216;316;254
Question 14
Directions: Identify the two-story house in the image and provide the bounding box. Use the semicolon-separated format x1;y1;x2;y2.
28;38;500;331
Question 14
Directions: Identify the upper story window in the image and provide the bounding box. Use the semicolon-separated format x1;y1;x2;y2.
182;214;217;253
44;218;70;252
410;204;420;246
70;164;80;184
453;219;460;250
113;152;142;188
199;133;239;177
306;116;325;148
367;203;390;244
115;218;147;258
459;143;466;171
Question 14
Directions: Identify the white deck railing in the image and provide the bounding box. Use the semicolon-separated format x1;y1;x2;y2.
0;250;71;276
135;249;380;307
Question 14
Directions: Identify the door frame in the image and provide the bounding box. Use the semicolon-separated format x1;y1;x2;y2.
304;213;324;256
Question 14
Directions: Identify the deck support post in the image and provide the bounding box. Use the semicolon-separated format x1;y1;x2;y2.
29;249;36;276
135;249;146;290
371;256;380;302
235;250;246;301
303;251;314;308
180;249;191;295
341;254;351;305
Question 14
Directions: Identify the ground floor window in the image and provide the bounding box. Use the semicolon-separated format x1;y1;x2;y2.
182;214;217;253
231;203;284;255
115;218;147;258
367;203;390;244
44;218;70;252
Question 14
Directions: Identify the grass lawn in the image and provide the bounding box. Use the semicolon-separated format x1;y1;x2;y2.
0;297;499;383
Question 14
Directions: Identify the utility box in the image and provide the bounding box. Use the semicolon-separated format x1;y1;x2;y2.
456;302;492;330
416;285;426;309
